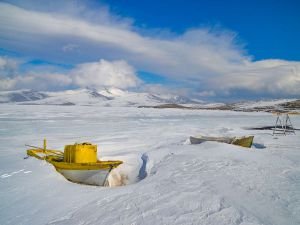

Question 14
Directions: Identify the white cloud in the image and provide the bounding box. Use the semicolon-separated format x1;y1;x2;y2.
141;84;189;97
0;2;299;98
0;57;139;91
0;56;19;77
0;56;72;90
208;59;300;96
0;2;249;77
0;78;16;90
0;73;72;91
71;59;140;89
197;90;216;97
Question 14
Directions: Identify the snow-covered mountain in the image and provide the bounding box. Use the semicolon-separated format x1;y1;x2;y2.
1;89;298;111
0;88;201;106
0;89;48;103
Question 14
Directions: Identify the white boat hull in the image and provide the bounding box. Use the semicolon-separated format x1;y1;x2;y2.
57;169;111;186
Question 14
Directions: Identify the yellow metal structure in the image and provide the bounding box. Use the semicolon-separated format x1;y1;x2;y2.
64;143;97;163
26;139;123;186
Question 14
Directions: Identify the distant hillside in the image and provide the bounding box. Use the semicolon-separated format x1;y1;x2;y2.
279;100;300;109
1;89;298;112
0;90;48;103
138;99;300;113
0;88;200;107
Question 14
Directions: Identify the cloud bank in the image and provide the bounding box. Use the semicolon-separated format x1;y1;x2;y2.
0;2;299;99
0;57;140;91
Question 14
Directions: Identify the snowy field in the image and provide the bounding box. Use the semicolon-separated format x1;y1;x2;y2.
0;105;300;225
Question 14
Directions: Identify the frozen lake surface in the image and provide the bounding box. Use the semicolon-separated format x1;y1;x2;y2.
0;105;300;225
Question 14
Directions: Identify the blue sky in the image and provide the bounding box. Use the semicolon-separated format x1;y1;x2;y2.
104;0;300;61
0;0;299;100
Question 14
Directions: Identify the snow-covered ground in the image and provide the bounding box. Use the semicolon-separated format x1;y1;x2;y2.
0;105;299;225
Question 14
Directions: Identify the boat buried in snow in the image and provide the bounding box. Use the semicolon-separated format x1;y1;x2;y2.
26;140;123;186
190;135;254;148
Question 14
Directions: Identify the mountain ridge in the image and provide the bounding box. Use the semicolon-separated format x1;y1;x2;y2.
0;88;298;112
0;88;201;106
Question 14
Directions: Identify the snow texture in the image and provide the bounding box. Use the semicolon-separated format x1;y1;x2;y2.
0;105;300;225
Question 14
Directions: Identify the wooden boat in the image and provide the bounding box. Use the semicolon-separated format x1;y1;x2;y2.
190;135;254;148
26;140;122;186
